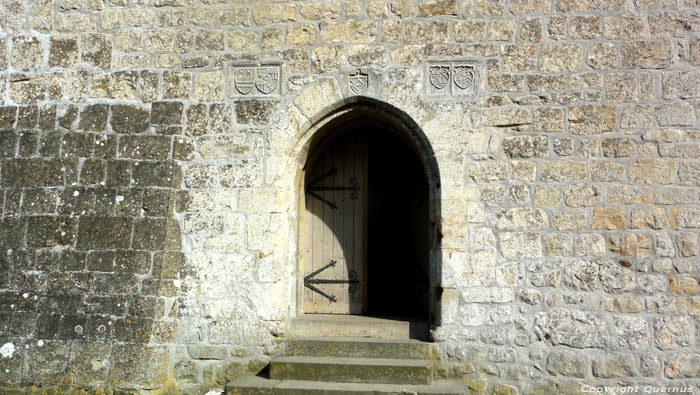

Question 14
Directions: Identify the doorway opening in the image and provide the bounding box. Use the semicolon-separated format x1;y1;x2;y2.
299;111;432;336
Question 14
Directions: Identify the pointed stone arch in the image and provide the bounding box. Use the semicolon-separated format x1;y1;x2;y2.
290;95;444;333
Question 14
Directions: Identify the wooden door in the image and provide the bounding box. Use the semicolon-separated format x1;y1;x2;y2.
302;133;367;314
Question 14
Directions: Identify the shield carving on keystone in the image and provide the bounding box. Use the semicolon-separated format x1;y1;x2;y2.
429;65;450;90
349;69;368;94
255;67;279;94
235;68;255;95
453;65;474;90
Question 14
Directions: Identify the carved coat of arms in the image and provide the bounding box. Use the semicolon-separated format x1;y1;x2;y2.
429;65;450;90
349;69;368;94
235;68;255;95
255;67;279;94
453;65;474;90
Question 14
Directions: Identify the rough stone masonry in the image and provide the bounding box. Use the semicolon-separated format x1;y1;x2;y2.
1;0;700;393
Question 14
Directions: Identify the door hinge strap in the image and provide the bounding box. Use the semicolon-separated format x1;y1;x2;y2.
304;260;360;303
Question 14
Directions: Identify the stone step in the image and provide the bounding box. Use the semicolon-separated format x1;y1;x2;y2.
286;337;432;360
269;356;433;385
289;314;428;339
226;375;468;394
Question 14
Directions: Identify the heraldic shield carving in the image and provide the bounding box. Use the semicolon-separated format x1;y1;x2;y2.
255;67;279;94
349;69;368;94
427;61;478;98
235;68;255;95
429;65;450;90
453;65;474;90
231;64;281;97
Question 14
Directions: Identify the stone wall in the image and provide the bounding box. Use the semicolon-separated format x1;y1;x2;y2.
1;0;700;393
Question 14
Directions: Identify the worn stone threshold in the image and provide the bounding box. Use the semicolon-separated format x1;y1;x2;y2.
226;375;469;395
289;314;429;340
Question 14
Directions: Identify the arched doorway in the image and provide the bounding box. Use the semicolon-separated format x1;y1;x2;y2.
297;100;439;336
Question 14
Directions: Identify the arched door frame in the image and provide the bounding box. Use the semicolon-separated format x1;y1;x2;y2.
292;97;443;329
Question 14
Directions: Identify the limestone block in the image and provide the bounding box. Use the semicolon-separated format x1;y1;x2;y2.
669;276;700;294
82;34;112;69
499;232;542;259
501;44;537;72
252;4;297;25
533;308;610;348
320;21;378;43
604;14;646;38
621;40;673;69
294;77;342;119
510;0;549;13
551;210;585;231
665;354;700;378
502;136;548;158
460;287;514;303
496;208;548;230
630;159;678;185
477;0;506;15
653;316;692;350
586;42;618;70
473;107;531;128
568;105;615;135
300;2;341;19
404;21;449;44
49;38;78;68
540;161;587;181
564;259;636;293
592;354;636;378
194;71;224;101
656;102;696;126
454;20;486;42
539;44;582;72
546;349;586;378
592;207;626;229
418;0;458;16
662;71;700;99
520;18;543;42
630;206;667;229
591;160;626;182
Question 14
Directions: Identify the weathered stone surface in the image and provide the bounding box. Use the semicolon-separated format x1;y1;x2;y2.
592;354;635;377
534;309;610;348
300;2;341;19
568;105;615;135
668;277;700;294
563;184;602;208
563;259;636;293
656;102;696;126
540;44;582;72
194;71;224;101
496;208;548;230
613;315;651;350
82;34;113;69
110;104;149;133
253;4;297;25
320;21;378;43
502;136;548;158
630;159;678;185
592;207;627;229
540;162;587;181
665;354;700;378
653;316;692;350
469;162;510;182
546;349;586;377
501;44;537;72
604;15;646;39
499;232;542;259
621;40;673;69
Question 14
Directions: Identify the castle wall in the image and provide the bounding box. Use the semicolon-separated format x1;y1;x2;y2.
1;0;700;392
